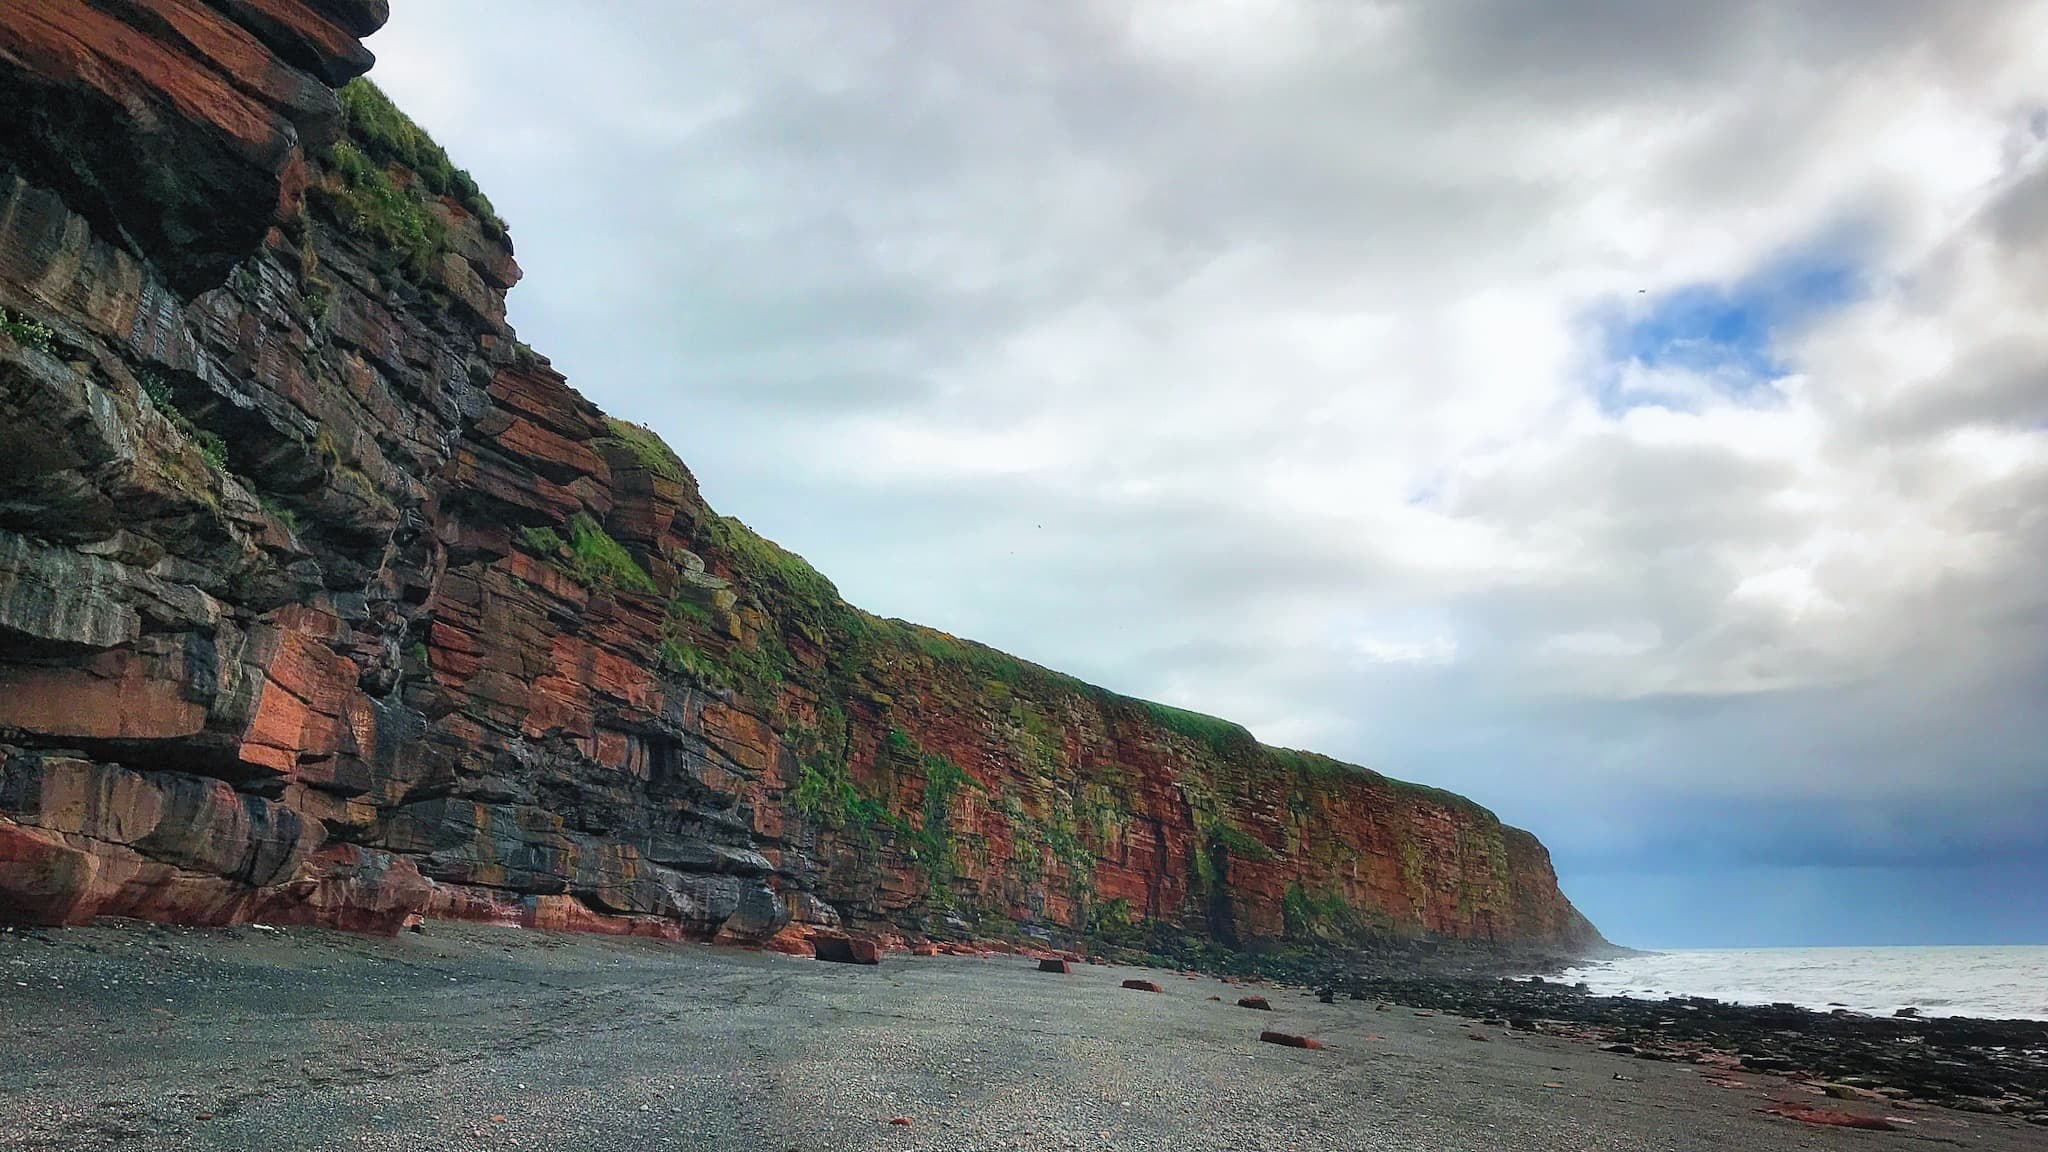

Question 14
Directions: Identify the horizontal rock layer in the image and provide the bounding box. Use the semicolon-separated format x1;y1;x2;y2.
0;1;1600;956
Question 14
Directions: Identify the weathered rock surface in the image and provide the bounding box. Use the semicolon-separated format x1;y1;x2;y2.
0;1;1601;960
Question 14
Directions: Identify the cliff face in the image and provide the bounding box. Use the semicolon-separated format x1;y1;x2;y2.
0;1;1600;956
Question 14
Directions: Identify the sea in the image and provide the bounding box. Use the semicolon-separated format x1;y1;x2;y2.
1556;946;2048;1021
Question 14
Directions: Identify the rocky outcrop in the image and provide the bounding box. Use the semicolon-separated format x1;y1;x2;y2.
0;1;1601;957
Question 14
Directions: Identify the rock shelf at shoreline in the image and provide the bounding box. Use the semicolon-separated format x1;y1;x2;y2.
1325;974;2048;1121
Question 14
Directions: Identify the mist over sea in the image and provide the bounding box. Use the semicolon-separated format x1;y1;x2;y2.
1558;946;2048;1021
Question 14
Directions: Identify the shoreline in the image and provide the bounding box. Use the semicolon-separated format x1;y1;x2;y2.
1553;944;2048;1023
3;920;2044;1150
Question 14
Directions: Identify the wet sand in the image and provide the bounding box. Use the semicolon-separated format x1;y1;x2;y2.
1;921;2039;1151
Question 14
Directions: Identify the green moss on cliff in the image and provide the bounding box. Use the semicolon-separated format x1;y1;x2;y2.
909;752;973;889
656;638;722;685
519;514;655;594
1281;882;1355;942
565;514;655;592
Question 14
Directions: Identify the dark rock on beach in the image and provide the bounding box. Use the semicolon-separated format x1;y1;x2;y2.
811;934;880;966
1332;973;2048;1115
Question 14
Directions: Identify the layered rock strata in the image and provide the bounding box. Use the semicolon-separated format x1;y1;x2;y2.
0;0;1601;955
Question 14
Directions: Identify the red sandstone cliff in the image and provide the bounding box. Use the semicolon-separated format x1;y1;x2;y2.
0;1;1601;956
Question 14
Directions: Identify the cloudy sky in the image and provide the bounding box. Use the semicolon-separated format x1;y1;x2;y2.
367;1;2048;948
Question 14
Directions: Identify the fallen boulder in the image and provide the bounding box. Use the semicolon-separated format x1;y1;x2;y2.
1260;1031;1323;1050
813;934;882;965
1038;958;1071;974
1122;979;1163;993
1237;996;1272;1011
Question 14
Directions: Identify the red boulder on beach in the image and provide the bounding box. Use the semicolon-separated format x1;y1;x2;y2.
1260;1031;1323;1050
1122;979;1164;993
1760;1104;1896;1132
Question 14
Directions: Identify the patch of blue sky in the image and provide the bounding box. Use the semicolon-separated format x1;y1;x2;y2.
1594;233;1870;415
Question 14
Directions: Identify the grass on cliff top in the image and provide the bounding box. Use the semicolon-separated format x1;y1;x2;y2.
338;79;505;237
1262;746;1498;822
704;515;840;611
860;615;1093;697
325;139;445;281
1131;699;1255;757
601;418;689;482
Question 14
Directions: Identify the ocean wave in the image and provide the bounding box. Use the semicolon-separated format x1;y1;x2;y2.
1558;946;2048;1021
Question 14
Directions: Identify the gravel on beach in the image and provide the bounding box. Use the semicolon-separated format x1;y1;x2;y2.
1;921;2041;1151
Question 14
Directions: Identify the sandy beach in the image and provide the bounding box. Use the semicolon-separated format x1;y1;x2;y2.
2;922;2039;1151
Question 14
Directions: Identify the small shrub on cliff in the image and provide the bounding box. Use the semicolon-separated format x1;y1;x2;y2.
0;307;55;353
134;366;229;472
193;430;228;471
136;368;175;410
258;495;300;536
